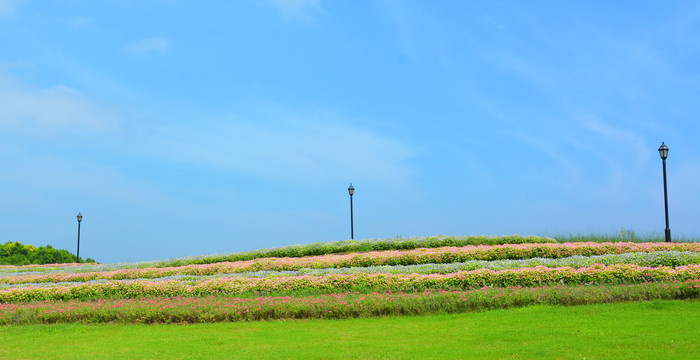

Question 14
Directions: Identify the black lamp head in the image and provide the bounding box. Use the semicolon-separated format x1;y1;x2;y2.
658;142;669;160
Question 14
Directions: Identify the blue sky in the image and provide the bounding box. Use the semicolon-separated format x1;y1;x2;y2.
1;1;698;263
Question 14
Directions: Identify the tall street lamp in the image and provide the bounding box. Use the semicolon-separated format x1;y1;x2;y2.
348;183;354;240
658;142;671;243
76;212;83;263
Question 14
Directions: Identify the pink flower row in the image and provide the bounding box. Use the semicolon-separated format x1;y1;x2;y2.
1;279;699;325
2;263;699;302
2;242;697;285
0;279;695;315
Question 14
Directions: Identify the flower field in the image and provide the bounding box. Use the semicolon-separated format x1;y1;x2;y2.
1;235;699;325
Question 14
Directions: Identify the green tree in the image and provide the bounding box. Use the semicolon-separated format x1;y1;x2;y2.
0;241;97;265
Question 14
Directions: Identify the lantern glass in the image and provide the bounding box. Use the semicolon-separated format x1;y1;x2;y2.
658;142;669;160
348;183;354;196
77;212;83;222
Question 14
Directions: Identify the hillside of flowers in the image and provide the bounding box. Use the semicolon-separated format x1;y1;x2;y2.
1;235;699;324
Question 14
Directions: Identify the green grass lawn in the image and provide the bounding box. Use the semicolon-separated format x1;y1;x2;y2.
1;300;698;359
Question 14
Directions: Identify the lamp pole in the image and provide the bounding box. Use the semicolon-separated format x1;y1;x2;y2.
658;143;671;243
76;212;83;263
348;183;354;240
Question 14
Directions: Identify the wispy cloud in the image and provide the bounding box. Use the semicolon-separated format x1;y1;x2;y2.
270;0;320;19
0;0;21;17
144;109;416;188
0;78;119;133
509;131;581;187
580;116;650;168
122;37;172;56
0;59;33;71
61;16;94;29
0;147;175;209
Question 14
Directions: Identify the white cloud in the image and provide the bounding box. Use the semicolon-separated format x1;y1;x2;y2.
509;131;581;186
122;37;172;56
144;110;416;187
0;77;118;133
0;0;20;17
0;59;33;71
62;16;94;29
0;81;119;133
580;116;650;168
270;0;320;19
0;147;166;208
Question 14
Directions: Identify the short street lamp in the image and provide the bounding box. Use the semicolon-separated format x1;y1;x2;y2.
76;212;83;263
348;183;355;240
658;143;671;243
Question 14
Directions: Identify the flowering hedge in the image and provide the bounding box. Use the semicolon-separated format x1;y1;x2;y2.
1;280;698;324
0;235;557;272
2;243;697;284
1;264;699;302
3;251;699;285
2;238;700;325
160;235;557;266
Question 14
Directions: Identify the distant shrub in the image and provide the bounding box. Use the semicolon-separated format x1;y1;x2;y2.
0;241;95;266
619;227;636;241
552;231;698;243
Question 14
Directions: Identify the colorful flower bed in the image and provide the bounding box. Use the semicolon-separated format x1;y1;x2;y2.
1;264;699;302
0;235;557;273
1;238;699;324
159;234;558;266
2;250;700;285
2;242;697;281
1;280;698;325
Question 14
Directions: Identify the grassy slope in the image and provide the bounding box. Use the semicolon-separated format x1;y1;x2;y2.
2;300;698;360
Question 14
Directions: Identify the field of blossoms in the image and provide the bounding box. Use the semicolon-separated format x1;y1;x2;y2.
1;235;699;325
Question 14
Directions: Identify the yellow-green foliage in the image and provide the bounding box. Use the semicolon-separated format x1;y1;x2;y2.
0;241;95;265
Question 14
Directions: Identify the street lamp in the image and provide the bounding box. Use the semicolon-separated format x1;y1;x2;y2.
658;142;671;243
348;183;354;240
76;212;83;263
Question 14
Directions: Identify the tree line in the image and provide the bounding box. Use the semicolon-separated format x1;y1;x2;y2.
0;241;96;265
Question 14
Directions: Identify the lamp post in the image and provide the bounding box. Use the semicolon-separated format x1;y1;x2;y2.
658;143;671;243
348;183;354;240
76;212;83;263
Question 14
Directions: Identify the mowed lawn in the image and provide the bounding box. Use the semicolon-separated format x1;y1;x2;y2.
1;300;698;359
